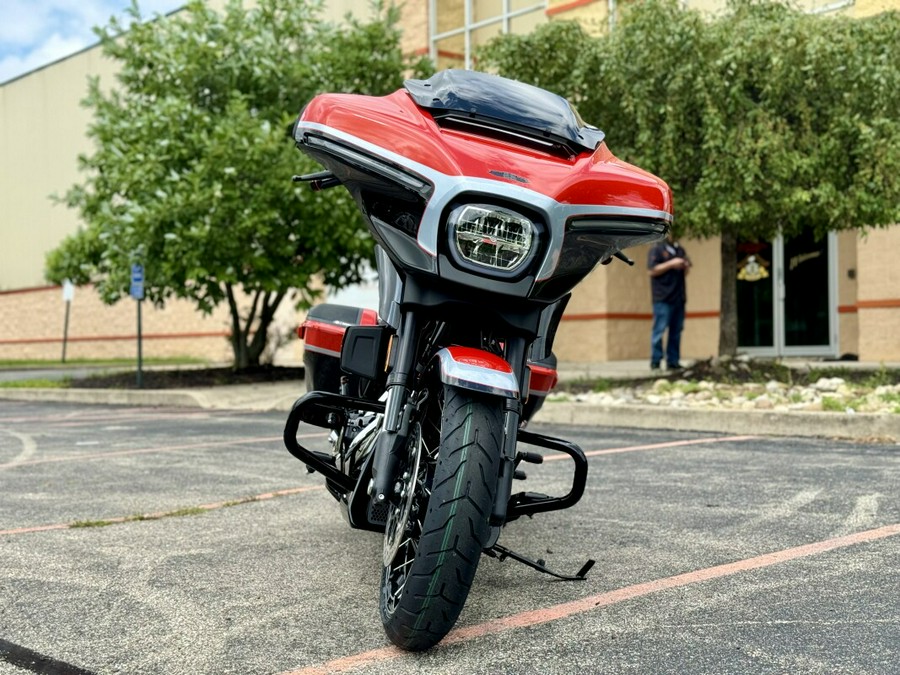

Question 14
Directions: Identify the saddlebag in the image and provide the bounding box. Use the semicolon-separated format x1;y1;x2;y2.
298;304;386;396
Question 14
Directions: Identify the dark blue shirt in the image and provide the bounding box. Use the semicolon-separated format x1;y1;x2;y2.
648;241;688;304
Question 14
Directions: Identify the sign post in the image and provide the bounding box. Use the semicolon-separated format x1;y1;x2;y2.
130;264;145;388
61;280;74;363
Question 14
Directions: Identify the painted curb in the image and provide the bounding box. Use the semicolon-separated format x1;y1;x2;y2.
2;389;898;442
533;402;900;442
0;388;206;408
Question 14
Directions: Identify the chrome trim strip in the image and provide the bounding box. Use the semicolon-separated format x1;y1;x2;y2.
564;206;674;223
435;348;519;398
302;343;342;358
296;121;672;281
305;135;429;194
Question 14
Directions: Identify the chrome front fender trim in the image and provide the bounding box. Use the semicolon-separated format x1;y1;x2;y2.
435;347;519;398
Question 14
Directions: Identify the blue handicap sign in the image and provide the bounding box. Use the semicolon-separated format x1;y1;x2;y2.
130;263;145;300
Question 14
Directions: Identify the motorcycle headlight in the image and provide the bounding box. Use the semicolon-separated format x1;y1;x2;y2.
448;204;535;273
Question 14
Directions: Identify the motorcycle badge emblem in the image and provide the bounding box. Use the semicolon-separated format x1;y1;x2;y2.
489;170;529;184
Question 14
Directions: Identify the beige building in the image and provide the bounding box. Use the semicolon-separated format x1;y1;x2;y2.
2;0;898;365
424;0;900;363
0;0;394;364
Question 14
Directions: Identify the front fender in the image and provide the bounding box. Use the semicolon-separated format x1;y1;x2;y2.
435;346;519;398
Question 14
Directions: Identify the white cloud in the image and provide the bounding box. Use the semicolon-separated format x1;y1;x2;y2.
0;0;184;83
0;32;91;82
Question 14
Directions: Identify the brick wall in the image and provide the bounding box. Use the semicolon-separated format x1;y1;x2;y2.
856;228;900;361
0;284;305;365
400;1;429;57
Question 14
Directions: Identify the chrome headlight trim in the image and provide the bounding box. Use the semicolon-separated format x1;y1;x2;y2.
448;204;536;274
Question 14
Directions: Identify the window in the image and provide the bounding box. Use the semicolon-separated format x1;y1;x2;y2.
430;0;548;70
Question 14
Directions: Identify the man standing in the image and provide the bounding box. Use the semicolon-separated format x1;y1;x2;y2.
648;231;691;371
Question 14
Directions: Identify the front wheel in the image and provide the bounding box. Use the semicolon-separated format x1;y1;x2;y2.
380;385;503;651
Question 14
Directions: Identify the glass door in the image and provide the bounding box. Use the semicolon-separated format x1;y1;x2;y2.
737;232;838;357
780;230;838;357
737;240;775;349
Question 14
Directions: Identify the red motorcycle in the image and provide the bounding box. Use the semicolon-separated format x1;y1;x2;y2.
284;69;672;650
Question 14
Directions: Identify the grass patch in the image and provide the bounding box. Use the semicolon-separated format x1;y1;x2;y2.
0;357;207;369
69;507;207;530
675;381;701;394
556;359;900;395
221;498;257;508
862;366;899;389
803;365;900;388
821;396;846;412
65;498;279;532
164;507;207;518
592;378;613;393
0;378;70;389
72;364;304;390
71;519;117;528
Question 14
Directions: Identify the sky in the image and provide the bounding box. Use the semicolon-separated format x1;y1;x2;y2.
0;0;185;84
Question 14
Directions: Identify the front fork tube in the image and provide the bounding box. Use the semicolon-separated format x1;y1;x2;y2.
491;398;523;526
491;336;528;526
370;312;419;504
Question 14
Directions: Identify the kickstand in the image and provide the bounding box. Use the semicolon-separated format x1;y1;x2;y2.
485;544;595;581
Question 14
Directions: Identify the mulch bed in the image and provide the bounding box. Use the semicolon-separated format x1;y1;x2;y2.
73;366;305;389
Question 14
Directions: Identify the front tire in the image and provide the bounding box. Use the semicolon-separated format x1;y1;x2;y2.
380;385;503;651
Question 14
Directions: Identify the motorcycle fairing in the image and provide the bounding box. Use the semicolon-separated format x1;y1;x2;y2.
295;72;672;302
296;119;670;287
435;346;519;398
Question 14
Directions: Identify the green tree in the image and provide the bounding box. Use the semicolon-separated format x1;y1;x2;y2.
481;0;900;355
47;0;429;368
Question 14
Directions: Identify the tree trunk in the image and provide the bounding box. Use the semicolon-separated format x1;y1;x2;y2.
247;289;288;365
225;284;288;369
718;229;738;357
226;284;250;369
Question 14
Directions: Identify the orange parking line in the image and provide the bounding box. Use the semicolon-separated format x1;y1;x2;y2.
0;432;326;469
0;436;280;468
196;486;323;510
50;412;214;428
283;522;900;675
0;523;70;536
541;434;757;462
0;409;159;424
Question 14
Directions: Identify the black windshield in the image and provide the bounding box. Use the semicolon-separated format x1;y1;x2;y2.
404;70;605;154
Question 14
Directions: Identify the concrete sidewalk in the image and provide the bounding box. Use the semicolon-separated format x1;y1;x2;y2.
1;359;898;442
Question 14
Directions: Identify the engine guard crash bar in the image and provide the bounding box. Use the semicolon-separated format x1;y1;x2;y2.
283;391;588;519
508;429;588;521
283;391;386;493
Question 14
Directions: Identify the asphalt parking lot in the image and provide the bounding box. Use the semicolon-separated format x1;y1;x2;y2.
1;400;898;674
